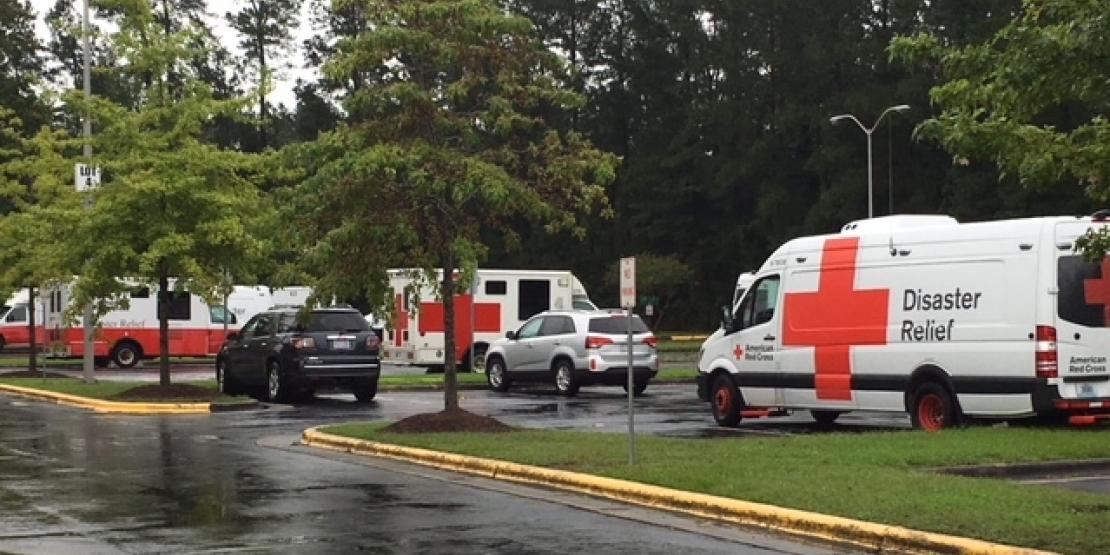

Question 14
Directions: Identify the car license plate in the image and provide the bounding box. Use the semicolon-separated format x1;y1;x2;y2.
332;339;352;350
1079;383;1098;398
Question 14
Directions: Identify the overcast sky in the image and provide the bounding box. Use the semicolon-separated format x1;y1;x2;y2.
27;0;316;107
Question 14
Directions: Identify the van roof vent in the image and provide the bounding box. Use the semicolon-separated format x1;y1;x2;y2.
841;215;958;235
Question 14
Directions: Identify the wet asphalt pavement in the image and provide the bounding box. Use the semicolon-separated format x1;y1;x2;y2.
0;380;863;554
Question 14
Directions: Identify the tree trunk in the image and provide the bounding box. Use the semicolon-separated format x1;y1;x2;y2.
258;40;268;149
28;286;37;375
441;252;458;412
158;272;171;387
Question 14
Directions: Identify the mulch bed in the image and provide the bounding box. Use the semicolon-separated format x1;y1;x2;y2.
109;384;219;402
384;408;515;434
0;370;72;379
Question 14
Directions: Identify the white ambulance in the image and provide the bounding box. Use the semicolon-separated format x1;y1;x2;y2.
0;289;46;352
384;269;597;370
697;214;1110;430
38;283;309;368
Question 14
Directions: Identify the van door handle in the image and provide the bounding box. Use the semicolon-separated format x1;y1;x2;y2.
553;341;561;346
764;335;776;341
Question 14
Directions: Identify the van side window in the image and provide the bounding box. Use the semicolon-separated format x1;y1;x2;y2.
518;280;551;320
1058;255;1109;327
485;280;507;295
732;276;780;332
5;305;27;323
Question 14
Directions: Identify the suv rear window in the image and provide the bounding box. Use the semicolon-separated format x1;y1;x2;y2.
1059;255;1110;328
305;312;369;332
588;315;649;334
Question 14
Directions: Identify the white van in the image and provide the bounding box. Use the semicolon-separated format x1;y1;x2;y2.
697;214;1110;430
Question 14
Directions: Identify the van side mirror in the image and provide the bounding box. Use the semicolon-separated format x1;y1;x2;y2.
505;331;517;340
720;305;733;331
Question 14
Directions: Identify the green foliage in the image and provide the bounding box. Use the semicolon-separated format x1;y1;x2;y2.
891;0;1110;199
292;0;617;409
604;253;694;330
0;0;49;132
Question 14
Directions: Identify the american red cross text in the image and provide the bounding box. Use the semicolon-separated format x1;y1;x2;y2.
782;237;889;400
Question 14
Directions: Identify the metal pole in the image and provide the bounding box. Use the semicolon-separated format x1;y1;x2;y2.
81;0;96;383
627;307;635;465
866;130;874;219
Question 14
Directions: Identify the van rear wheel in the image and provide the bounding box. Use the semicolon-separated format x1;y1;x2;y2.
911;382;958;432
112;341;142;369
711;374;742;427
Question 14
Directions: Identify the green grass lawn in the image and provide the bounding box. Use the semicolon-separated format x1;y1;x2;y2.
322;424;1110;554
0;377;241;403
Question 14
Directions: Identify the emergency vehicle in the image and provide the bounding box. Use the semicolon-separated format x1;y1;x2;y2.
698;214;1110;430
384;269;597;370
38;283;310;368
0;289;46;352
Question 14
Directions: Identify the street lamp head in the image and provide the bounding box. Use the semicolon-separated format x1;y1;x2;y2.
829;114;851;125
891;104;911;113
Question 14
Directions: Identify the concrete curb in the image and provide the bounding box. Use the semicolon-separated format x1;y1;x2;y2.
0;383;214;415
302;427;1055;555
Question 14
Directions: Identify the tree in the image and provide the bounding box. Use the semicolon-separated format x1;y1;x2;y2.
55;1;271;386
226;0;302;149
291;0;616;413
0;0;49;135
890;0;1109;195
0;109;82;373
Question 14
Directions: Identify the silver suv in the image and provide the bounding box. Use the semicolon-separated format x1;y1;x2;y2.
485;311;658;396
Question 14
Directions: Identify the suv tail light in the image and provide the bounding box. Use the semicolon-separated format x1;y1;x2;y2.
366;332;381;351
586;336;613;349
643;336;658;348
1035;325;1058;378
292;337;315;350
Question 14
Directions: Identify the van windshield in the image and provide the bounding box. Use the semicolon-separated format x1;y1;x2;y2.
1058;255;1110;328
588;315;649;334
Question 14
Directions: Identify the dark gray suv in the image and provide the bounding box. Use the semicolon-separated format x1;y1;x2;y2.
216;308;381;403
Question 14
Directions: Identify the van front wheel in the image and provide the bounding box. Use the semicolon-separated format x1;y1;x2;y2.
911;382;958;432
711;374;742;427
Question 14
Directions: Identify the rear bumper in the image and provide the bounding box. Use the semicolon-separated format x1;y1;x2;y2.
288;356;380;387
574;366;656;386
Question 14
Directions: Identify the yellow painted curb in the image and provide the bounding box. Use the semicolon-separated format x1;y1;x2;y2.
0;384;212;415
303;428;1055;555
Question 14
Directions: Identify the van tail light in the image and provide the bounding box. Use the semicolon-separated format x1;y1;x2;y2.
1035;325;1058;378
643;336;659;348
586;336;613;349
292;337;315;350
365;332;381;351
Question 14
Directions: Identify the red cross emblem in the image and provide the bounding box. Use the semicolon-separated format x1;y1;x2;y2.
1083;257;1110;326
782;237;889;400
733;345;744;360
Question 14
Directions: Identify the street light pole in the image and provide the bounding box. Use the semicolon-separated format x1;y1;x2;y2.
81;0;95;383
829;104;910;219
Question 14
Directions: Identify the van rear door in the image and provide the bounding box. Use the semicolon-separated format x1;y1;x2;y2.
1054;222;1110;401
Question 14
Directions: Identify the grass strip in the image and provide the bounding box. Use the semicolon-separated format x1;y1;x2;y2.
322;424;1110;554
0;355;212;368
0;377;240;403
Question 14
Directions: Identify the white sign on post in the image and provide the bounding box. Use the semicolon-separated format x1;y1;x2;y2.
75;163;101;192
620;257;636;309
